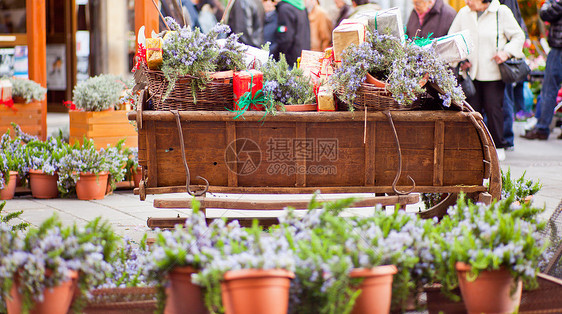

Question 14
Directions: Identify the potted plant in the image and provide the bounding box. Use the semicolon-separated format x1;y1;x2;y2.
123;147;141;188
68;74;137;150
261;54;316;112
142;203;211;314
23;134;70;199
0;131;26;200
434;194;546;313
0;215;119;314
501;168;542;205
0;77;46;139
331;29;465;110
193;217;295;314
57;138;127;200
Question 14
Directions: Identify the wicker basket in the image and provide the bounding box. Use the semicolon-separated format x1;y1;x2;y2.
144;65;234;111
339;83;421;111
82;287;157;314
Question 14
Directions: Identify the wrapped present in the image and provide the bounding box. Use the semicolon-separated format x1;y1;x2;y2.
146;37;163;70
233;70;265;112
299;50;324;85
332;20;366;63
0;79;14;109
319;48;334;80
351;7;405;43
243;45;270;69
433;30;474;63
317;85;335;111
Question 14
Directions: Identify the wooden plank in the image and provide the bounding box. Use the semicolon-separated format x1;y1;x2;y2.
128;110;484;123
226;122;238;187
146;121;158;187
365;121;376;186
296;122;306;187
433;121;444;186
376;122;435;149
27;0;47;140
153;194;420;209
444;122;482;150
135;0;159;40
136;185;487;195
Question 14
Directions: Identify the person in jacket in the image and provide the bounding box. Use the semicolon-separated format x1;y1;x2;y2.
273;0;311;67
405;0;457;39
334;0;351;28
521;0;562;140
227;0;265;48
263;0;279;52
348;0;381;19
306;0;333;51
448;0;525;161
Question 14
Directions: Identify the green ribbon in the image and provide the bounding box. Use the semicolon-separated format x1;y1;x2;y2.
227;71;268;120
413;33;434;47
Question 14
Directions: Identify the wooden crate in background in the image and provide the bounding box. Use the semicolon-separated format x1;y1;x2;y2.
69;110;137;149
0;101;42;138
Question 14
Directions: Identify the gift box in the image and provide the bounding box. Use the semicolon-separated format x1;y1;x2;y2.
332;20;366;63
0;79;13;109
233;70;264;111
351;7;405;43
146;37;163;70
317;85;335;111
433;30;474;63
299;50;324;85
243;45;270;69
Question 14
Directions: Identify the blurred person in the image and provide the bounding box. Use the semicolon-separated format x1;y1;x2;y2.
263;0;279;51
273;0;311;67
449;0;525;161
306;0;333;51
521;0;562;140
348;0;381;19
195;0;224;33
500;0;530;150
227;0;265;47
405;0;457;39
334;0;351;27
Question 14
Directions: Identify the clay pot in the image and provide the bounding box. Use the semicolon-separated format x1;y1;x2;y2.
75;171;109;200
221;269;294;314
132;167;142;188
284;104;317;112
349;265;398;314
456;262;522;314
0;171;18;200
164;266;207;314
365;73;429;88
28;170;59;199
6;269;78;314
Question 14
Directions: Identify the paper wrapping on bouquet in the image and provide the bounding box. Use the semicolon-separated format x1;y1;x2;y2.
351;7;405;43
243;45;270;69
299;50;324;85
233;70;264;111
433;30;473;63
146;37;163;70
0;79;14;111
332;20;366;63
317;85;335;111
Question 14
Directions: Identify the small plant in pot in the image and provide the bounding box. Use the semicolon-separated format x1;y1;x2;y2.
193;217;295;314
0;215;119;313
143;204;211;314
23;133;70;199
0;132;26;200
57;138;127;199
71;74;130;112
3;77;47;104
501;168;541;205
434;194;547;314
261;54;316;113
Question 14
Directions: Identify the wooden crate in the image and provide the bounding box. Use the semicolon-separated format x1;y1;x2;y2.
69;110;138;149
0;101;42;138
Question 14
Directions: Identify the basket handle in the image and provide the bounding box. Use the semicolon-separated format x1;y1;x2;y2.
172;110;209;196
385;111;416;195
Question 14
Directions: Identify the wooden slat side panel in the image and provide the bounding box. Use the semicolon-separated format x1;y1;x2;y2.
155;121;228;187
226;121;238;187
146;121;158;187
444;122;482;149
376;121;435;149
365;121;376;186
443;150;484;185
374;148;434;186
433;121;444;186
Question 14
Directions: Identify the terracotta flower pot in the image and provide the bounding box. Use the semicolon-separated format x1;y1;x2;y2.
349;265;397;314
456;262;522;314
365;73;429;89
284;104;317;112
221;269;294;314
164;266;207;314
28;170;59;199
132;166;142;188
6;269;78;314
0;171;18;200
75;171;109;200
